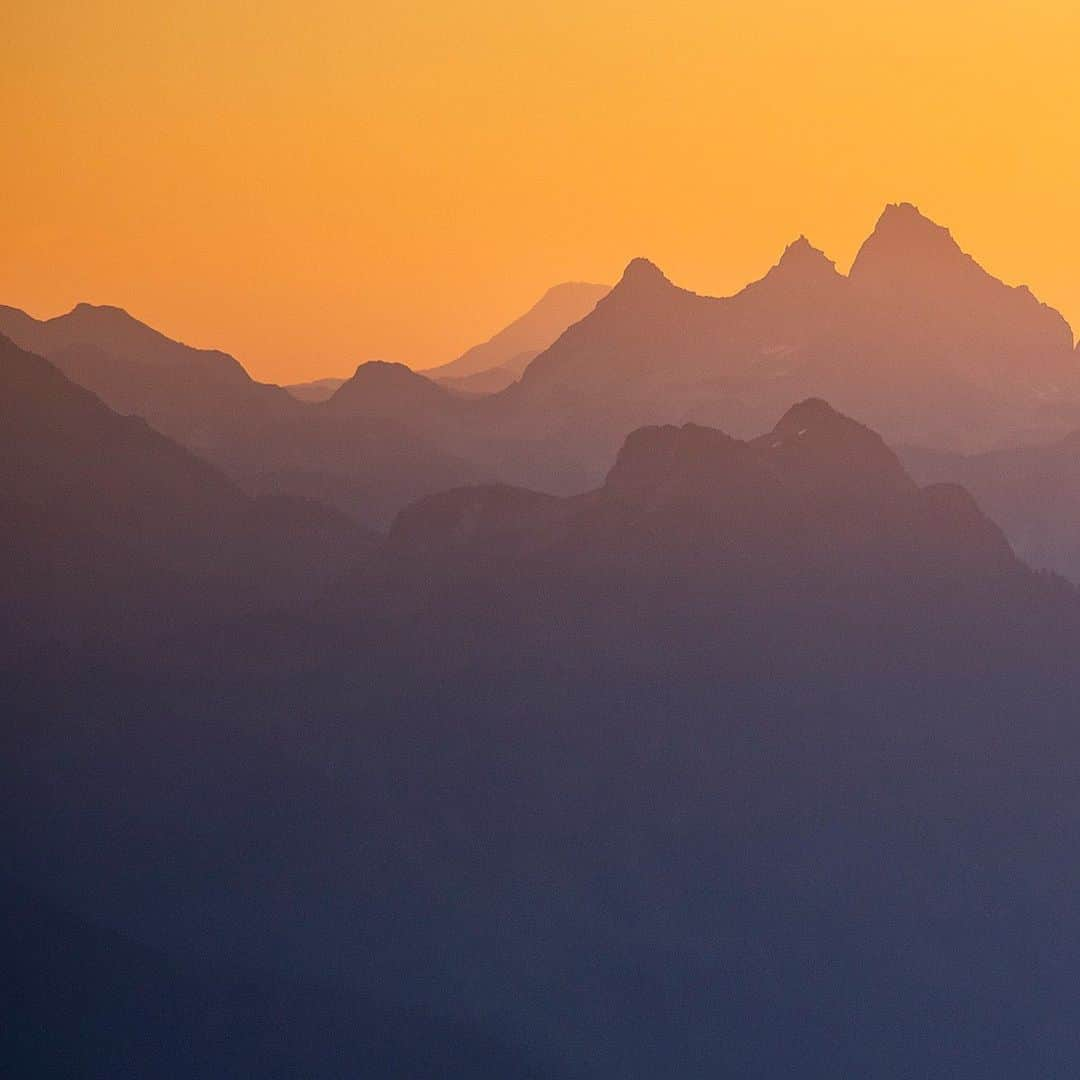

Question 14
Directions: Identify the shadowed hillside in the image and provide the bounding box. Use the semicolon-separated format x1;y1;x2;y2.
0;302;298;450
0;334;373;655
901;431;1080;583
7;400;1080;1078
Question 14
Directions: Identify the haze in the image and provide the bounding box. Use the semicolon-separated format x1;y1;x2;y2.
4;0;1078;383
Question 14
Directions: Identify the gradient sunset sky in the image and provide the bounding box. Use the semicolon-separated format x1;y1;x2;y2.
4;1;1078;383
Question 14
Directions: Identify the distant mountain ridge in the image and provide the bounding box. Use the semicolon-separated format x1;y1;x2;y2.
248;209;1080;519
284;282;610;402
0;306;492;528
900;431;1080;584
507;204;1080;463
284;375;347;403
7;203;1079;530
424;281;610;383
0;302;249;376
0;302;297;450
0;333;372;653
214;359;488;529
352;398;1022;654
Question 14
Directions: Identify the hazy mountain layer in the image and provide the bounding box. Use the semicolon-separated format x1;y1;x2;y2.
285;375;348;403
0;334;374;654
7;382;1080;1076
8;205;1078;529
901;433;1080;583
424;281;609;381
0;302;298;451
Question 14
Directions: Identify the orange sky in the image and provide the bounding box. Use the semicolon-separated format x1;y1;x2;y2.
3;1;1078;383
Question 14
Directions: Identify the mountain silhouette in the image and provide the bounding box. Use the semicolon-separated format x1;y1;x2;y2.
353;399;1022;657
324;360;464;421
0;305;493;530
282;277;608;405
846;202;1075;389
424;281;609;384
285;305;600;405
0;301;250;373
498;204;1080;478
518;242;847;394
211;359;491;528
10;206;1076;533
0;302;298;450
0;334;371;653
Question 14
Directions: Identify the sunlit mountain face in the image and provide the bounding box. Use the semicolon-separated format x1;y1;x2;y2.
6;4;1080;1077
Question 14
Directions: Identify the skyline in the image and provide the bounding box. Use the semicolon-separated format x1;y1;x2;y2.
5;1;1080;383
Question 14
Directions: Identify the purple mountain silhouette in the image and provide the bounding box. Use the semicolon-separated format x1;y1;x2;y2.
0;302;296;449
509;204;1079;457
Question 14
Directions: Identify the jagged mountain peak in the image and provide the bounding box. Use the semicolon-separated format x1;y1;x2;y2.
748;236;844;299
877;200;945;229
849;202;968;281
845;202;1074;352
775;235;837;274
615;257;673;293
872;201;953;241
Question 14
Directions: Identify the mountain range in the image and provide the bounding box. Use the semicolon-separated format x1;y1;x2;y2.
0;307;493;529
282;281;610;402
6;204;1079;532
7;354;1080;1075
0;333;372;656
339;397;1037;682
0;301;299;451
10;203;1080;1077
261;204;1080;524
500;204;1079;472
